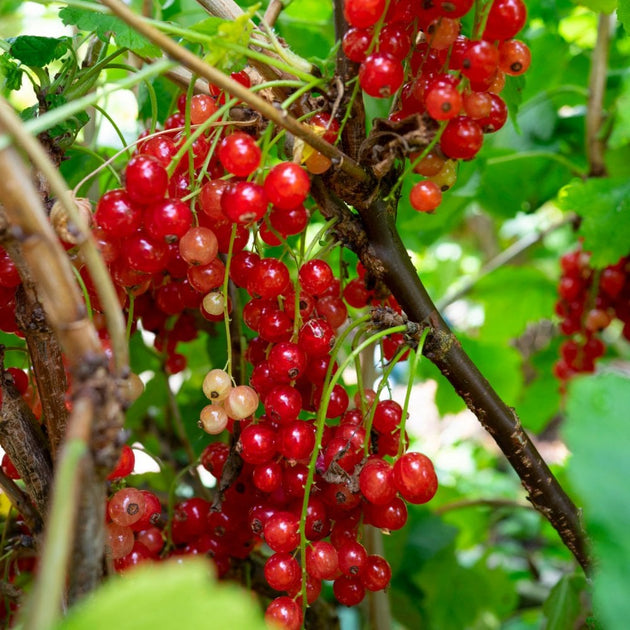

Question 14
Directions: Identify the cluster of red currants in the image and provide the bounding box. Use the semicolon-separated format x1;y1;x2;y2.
554;246;630;384
343;0;530;213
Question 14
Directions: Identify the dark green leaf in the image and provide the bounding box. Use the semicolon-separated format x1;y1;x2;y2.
473;266;557;343
58;7;160;57
564;373;630;630
8;35;71;67
57;559;266;630
557;178;630;267
502;74;525;132
543;573;588;630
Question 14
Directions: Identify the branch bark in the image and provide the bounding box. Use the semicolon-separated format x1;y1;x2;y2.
311;181;590;572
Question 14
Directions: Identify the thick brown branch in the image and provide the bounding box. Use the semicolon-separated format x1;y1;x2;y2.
0;468;43;533
312;187;590;572
15;287;69;458
0;374;53;519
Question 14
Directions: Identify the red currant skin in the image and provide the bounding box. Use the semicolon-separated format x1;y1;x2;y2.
342;27;372;63
221;180;269;225
264;511;300;553
264;552;301;592
95;189;142;238
238;423;277;465
107;444;135;480
344;0;386;28
125;155;168;205
268;342;307;381
333;575;366;606
217;131;261;177
498;39;531;76
144;198;193;242
477;93;508;133
393;452;438;504
440;116;484;160
124;233;168;274
359;53;405;99
264;162;311;210
361;554;392;591
298;318;335;357
359;459;397;505
425;76;463;121
461;40;499;84
299;259;334;297
247;258;290;299
483;0;527;40
265;596;302;630
409;180;442;213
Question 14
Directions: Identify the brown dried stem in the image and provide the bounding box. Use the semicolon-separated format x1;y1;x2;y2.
0;467;43;534
0;97;128;374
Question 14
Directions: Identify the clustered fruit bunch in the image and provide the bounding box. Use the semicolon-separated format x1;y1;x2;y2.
343;0;529;213
554;245;630;386
0;0;536;627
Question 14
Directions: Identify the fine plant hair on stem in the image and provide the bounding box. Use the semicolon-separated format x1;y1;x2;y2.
101;0;371;184
311;181;590;572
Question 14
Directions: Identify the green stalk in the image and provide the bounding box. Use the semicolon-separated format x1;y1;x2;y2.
298;320;408;612
398;328;429;458
22;440;87;630
0;59;176;152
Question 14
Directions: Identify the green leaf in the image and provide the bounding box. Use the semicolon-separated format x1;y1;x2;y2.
557;178;630;268
571;0;617;12
57;559;266;630
0;53;23;92
473;267;557;343
58;7;160;57
619;0;630;35
421;334;522;415
8;35;71;67
191;7;256;72
502;75;525;132
564;373;630;630
543;573;588;630
609;73;630;150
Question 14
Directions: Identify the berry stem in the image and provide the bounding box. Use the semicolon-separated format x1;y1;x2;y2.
397;328;429;459
100;0;371;184
298;317;407;611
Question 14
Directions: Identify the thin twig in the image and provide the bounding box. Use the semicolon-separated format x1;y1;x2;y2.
434;498;533;515
100;0;371;183
586;13;612;177
0;469;43;534
263;0;284;28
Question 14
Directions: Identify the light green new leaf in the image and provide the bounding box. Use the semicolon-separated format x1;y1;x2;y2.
571;0;617;13
564;373;630;630
557;178;630;268
56;559;266;630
